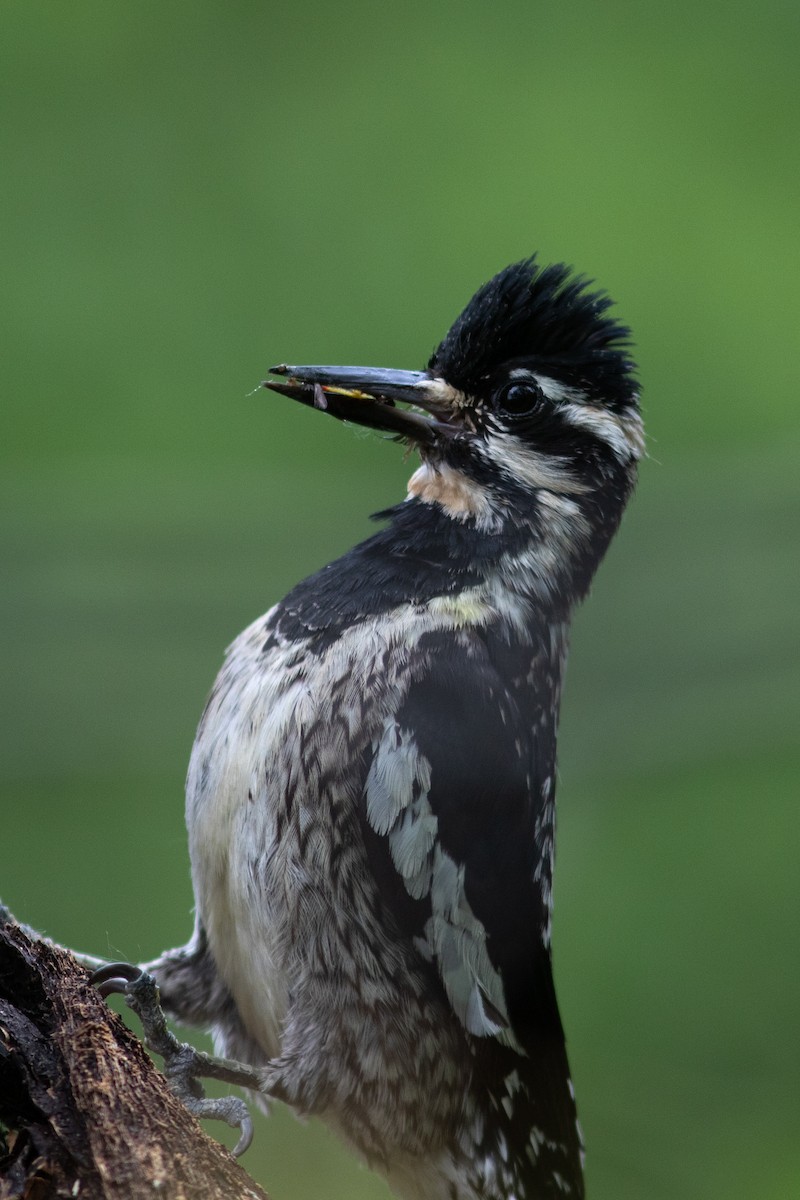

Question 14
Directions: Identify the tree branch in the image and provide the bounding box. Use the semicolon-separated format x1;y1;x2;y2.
0;912;271;1200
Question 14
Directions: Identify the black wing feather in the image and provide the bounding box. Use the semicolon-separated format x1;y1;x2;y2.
358;626;584;1193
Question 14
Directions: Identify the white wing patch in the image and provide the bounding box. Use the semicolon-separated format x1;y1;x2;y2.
365;717;519;1046
365;718;437;899
365;719;429;836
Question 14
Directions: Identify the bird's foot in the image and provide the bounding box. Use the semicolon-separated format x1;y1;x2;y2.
91;962;261;1156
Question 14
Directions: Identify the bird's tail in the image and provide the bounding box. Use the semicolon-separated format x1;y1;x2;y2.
469;1038;584;1198
470;964;585;1199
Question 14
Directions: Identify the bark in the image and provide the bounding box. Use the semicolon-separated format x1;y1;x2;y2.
0;914;270;1200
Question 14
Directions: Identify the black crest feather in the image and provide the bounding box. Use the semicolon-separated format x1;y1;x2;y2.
428;256;637;409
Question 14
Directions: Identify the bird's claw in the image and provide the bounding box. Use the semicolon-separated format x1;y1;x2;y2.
179;1093;254;1157
90;962;256;1157
90;960;144;997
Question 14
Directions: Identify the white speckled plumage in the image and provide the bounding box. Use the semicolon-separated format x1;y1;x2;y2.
144;255;641;1199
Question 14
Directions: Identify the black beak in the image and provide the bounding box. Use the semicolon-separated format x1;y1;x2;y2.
263;364;456;445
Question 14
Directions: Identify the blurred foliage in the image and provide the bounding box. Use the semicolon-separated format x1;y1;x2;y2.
1;3;798;1198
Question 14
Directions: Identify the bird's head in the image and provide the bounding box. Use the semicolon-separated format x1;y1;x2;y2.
264;256;642;542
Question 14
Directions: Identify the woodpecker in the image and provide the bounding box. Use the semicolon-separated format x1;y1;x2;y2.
145;257;642;1200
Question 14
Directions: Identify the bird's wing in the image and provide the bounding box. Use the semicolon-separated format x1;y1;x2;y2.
360;626;555;1048
359;622;584;1196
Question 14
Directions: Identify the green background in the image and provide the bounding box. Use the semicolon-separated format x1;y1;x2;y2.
2;3;798;1197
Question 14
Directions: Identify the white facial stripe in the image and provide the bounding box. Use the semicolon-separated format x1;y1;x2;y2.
482;433;588;495
533;374;587;404
619;404;646;459
505;371;643;462
558;401;644;461
508;368;587;404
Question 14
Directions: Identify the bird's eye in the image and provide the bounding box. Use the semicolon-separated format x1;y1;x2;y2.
494;380;546;418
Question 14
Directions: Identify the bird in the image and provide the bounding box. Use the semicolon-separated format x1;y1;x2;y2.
143;255;642;1200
